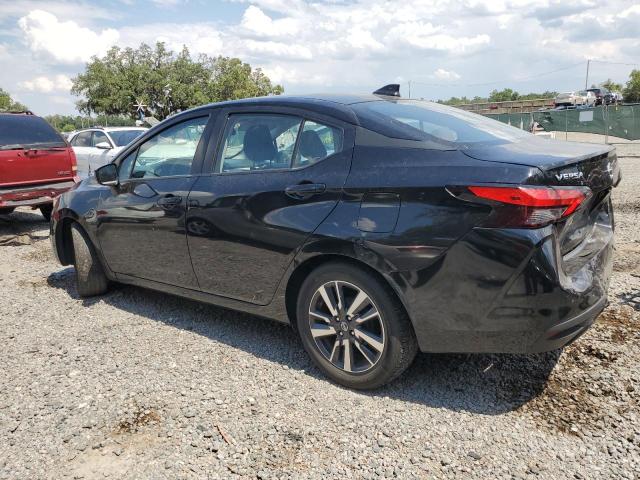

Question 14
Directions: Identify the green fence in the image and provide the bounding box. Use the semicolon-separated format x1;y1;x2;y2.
486;104;640;141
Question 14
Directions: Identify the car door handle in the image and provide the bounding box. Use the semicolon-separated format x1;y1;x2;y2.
157;195;182;207
285;183;326;200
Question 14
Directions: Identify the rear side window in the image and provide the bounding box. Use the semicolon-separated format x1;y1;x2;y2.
352;100;530;146
0;115;65;148
293;120;343;168
219;114;302;172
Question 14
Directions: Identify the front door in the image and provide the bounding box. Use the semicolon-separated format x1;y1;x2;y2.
70;131;94;178
96;114;212;288
187;111;353;304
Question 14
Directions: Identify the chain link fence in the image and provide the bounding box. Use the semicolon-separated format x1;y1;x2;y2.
487;104;640;143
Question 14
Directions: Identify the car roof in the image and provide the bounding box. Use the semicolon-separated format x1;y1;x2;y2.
187;94;385;124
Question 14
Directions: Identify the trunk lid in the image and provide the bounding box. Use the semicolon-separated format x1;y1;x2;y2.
462;135;619;282
461;136;620;192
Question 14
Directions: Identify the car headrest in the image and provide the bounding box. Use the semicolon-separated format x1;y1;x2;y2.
243;125;276;163
299;130;327;159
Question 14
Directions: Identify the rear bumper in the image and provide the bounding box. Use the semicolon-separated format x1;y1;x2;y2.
527;295;606;353
403;225;613;354
0;180;76;208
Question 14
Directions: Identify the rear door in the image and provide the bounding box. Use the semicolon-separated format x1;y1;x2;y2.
0;114;75;186
96;113;213;288
186;108;354;305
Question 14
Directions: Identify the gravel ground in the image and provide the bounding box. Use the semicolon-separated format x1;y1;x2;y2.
1;157;639;480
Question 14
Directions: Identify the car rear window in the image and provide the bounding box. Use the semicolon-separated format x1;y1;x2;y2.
0;114;66;149
352;100;530;146
109;129;146;147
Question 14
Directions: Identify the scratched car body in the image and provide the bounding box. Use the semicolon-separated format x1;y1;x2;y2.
50;91;621;389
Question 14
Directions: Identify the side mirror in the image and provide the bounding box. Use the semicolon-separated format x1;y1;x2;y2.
95;163;118;186
95;141;112;150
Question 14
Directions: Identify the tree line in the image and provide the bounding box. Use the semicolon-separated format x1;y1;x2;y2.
438;72;640;105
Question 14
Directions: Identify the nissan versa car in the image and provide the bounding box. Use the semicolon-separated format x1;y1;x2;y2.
50;88;620;389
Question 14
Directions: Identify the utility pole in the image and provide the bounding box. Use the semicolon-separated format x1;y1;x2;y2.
585;59;590;89
408;80;411;99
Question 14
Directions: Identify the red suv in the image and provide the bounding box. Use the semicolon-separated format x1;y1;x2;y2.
0;112;78;220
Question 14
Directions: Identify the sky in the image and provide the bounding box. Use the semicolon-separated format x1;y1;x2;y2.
0;0;639;116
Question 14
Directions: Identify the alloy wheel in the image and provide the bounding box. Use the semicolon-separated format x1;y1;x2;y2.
308;281;386;373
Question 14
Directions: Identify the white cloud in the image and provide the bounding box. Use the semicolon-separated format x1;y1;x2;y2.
385;21;490;53
242;39;312;60
18;74;72;93
240;6;301;37
18;10;119;64
432;68;461;81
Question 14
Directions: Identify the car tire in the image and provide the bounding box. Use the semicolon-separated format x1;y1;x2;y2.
39;204;53;222
296;262;418;389
70;222;109;297
0;207;15;215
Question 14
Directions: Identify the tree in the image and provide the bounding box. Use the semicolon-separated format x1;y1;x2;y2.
600;79;623;92
0;88;28;112
72;43;283;120
623;70;640;103
489;88;520;102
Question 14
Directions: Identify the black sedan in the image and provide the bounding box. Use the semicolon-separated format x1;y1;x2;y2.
51;89;620;389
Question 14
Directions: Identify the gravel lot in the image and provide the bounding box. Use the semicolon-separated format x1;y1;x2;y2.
1;156;639;480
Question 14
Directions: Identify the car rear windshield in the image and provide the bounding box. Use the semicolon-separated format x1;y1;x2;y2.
0;114;66;149
109;129;145;147
352;100;530;146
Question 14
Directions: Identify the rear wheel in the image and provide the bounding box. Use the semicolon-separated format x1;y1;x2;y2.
296;262;418;389
70;223;109;297
39;204;53;222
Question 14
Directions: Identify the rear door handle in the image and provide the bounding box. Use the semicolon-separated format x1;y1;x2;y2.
157;194;182;207
285;183;326;200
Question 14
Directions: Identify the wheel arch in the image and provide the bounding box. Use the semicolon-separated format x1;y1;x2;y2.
284;252;412;332
53;209;81;265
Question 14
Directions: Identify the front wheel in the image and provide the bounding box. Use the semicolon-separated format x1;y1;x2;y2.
296;262;418;389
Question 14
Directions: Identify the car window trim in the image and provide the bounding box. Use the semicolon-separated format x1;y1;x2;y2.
211;109;347;176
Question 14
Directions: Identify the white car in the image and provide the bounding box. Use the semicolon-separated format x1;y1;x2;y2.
69;127;147;178
554;91;596;107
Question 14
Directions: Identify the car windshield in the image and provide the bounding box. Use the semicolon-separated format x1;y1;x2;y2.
352;100;530;146
0;114;66;149
108;129;146;147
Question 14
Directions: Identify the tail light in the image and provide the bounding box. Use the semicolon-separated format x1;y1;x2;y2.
459;185;591;228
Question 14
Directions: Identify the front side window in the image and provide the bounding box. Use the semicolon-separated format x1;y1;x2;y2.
118;150;137;181
92;131;110;147
71;131;92;147
220;114;302;172
130;117;208;178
